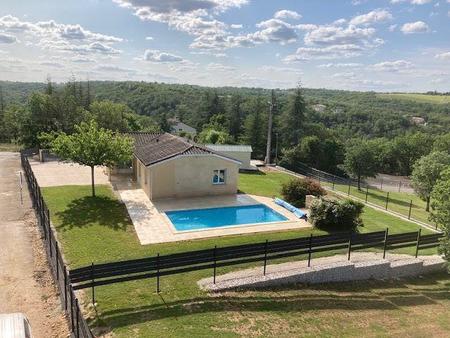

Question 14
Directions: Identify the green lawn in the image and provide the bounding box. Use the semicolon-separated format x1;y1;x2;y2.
378;93;450;104
41;171;443;337
321;180;432;226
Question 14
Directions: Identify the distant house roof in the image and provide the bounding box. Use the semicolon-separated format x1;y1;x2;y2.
205;144;253;153
127;132;240;166
168;118;197;134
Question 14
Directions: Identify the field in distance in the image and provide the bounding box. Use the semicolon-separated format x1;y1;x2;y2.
378;93;450;104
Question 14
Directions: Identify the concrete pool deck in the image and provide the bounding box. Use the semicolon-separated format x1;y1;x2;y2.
114;179;310;244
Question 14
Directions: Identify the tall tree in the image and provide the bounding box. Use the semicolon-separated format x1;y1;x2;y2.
265;90;276;164
51;120;133;197
243;97;266;159
45;75;54;95
281;85;306;146
228;94;242;141
343;141;379;190
430;168;450;260
411;151;450;212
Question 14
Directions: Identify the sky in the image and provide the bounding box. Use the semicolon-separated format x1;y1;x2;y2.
0;0;449;92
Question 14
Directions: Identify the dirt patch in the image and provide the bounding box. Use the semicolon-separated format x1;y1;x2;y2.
0;153;69;338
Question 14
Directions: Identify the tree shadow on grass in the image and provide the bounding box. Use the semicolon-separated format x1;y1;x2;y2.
55;195;131;231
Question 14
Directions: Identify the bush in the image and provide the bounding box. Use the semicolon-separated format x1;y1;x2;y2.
309;198;364;231
281;178;326;208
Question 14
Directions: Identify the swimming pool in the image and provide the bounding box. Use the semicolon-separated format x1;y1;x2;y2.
166;204;288;231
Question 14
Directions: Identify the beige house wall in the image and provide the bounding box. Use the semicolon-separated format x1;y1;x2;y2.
214;150;252;170
136;155;238;200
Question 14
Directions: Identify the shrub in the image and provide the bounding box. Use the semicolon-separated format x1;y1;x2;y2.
309;198;364;231
281;178;326;207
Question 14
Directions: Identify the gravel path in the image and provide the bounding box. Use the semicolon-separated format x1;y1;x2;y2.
0;152;68;338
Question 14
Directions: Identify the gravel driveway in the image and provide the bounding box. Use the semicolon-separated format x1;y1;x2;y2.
0;152;68;338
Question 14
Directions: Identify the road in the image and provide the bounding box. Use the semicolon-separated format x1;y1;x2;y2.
0;152;68;338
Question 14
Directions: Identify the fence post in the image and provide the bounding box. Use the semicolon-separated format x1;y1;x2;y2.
398;181;401;193
383;228;389;259
156;253;160;293
263;240;268;276
408;200;412;220
91;262;95;305
55;241;59;281
347;232;352;261
347;181;351;196
385;192;389;210
332;176;335;190
48;223;52;258
380;179;383;190
307;234;313;267
213;245;217;284
365;185;369;203
75;299;80;338
69;286;74;333
415;228;422;258
63;266;68;311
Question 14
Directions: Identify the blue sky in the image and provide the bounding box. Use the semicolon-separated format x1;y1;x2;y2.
1;0;449;91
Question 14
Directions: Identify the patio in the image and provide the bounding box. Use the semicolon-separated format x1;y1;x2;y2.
113;176;310;244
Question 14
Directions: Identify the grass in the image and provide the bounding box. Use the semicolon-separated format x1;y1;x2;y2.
378;93;450;105
0;142;21;152
41;171;445;337
321;180;432;225
238;171;292;197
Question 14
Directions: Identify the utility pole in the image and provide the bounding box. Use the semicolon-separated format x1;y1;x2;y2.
265;90;276;165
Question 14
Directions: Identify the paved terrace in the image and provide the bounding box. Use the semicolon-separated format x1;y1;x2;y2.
114;177;310;244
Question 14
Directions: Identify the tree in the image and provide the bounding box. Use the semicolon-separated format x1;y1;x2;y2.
228;94;242;141
51;120;133;197
89;100;132;132
281;85;306;146
242;97;266;158
430;168;450;260
411;151;450;212
343;141;378;190
197;128;232;144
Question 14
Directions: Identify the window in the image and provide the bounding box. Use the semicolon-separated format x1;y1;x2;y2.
213;169;226;185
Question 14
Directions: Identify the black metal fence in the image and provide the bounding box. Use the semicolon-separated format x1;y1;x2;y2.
69;228;443;298
277;163;436;228
21;152;93;338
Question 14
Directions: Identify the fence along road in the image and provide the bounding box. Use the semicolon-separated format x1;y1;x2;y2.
21;151;93;338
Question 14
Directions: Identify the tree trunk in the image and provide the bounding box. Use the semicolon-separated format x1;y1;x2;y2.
357;174;361;191
426;196;430;212
91;166;95;197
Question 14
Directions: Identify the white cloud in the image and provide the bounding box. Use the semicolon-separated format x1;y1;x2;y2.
274;10;302;20
284;44;366;62
145;36;154;40
206;62;235;71
304;25;378;47
0;32;18;44
401;21;430;33
391;0;432;4
317;62;362;68
94;64;137;73
372;60;414;72
230;24;243;29
143;49;184;62
0;15;123;56
258;65;303;74
435;52;450;60
349;9;393;26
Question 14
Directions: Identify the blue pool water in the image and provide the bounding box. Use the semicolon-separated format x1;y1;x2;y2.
166;204;288;231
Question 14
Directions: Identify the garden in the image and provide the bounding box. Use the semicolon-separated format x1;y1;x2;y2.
39;169;448;337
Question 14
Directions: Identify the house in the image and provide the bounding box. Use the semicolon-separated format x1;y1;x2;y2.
204;144;256;171
411;116;426;126
169;118;197;136
312;104;326;113
129;133;241;200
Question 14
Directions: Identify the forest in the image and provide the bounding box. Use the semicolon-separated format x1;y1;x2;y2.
1;79;450;179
